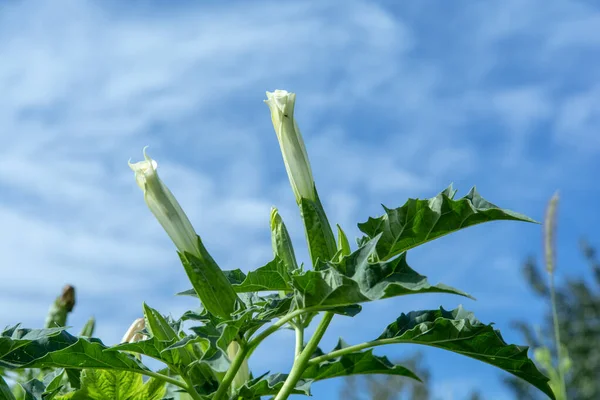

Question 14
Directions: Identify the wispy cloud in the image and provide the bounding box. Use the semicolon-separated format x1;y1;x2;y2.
0;0;599;398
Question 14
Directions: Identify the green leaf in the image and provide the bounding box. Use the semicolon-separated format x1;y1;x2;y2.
143;304;179;342
0;328;149;373
236;341;419;400
131;376;166;400
271;207;299;272
336;225;351;258
109;336;199;371
175;289;198;298
292;236;471;308
64;369;82;390
20;379;62;400
142;304;196;367
306;339;421;381
358;185;537;261
108;339;169;364
178;258;295;295
20;379;45;400
178;237;239;320
236;373;311;398
228;257;292;292
378;306;555;399
1;375;16;400
42;369;66;393
0;325;65;359
79;369;144;400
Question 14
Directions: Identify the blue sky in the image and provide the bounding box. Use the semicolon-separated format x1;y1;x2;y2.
0;0;599;398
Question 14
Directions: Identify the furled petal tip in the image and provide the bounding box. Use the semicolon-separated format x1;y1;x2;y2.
264;89;296;113
128;146;158;191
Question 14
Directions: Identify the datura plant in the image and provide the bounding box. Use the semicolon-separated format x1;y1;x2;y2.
0;90;557;400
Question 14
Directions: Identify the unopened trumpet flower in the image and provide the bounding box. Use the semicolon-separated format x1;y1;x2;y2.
128;148;198;256
265;90;316;203
265;90;337;265
270;207;298;272
227;340;250;390
120;318;147;343
129;148;239;319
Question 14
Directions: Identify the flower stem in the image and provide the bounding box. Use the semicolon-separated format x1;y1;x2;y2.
213;342;250;400
140;370;191;393
246;305;334;356
294;318;304;358
274;312;334;400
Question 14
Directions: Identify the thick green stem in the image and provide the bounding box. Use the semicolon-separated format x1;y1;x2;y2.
180;373;204;400
294;318;304;358
274;312;334;400
213;342;250;400
246;305;334;356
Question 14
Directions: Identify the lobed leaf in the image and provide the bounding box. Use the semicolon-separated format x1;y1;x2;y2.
0;325;66;359
292;236;471;309
237;342;420;399
306;339;421;381
228;257;292;292
236;372;311;398
358;185;537;261
377;306;555;399
0;327;149;374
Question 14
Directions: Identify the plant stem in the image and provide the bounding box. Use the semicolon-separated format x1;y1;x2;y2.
308;341;373;364
140;370;191;393
294;318;304;358
246;305;333;356
180;373;205;400
274;312;334;400
549;275;568;400
213;342;250;400
544;192;567;400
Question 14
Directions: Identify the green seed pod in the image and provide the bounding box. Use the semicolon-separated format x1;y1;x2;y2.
270;207;298;272
44;285;75;328
79;316;96;337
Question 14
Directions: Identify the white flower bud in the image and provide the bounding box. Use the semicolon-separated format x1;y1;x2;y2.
265;90;316;203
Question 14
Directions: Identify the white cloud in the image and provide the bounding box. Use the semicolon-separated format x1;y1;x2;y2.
555;85;600;151
0;0;417;344
0;1;598;398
